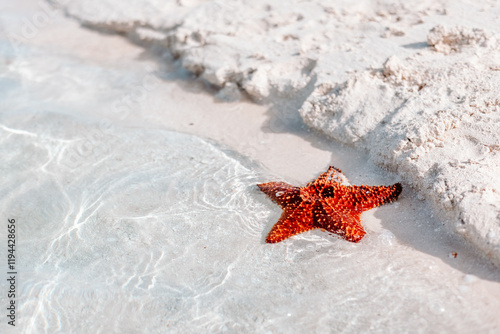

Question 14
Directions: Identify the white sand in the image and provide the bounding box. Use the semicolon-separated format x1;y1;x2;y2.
1;0;500;332
57;0;500;266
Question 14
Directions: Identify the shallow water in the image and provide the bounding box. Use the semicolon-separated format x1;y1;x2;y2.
2;111;500;333
1;1;500;333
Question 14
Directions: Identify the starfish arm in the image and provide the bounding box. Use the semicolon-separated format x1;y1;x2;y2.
308;165;350;187
319;199;366;242
257;181;301;208
349;183;403;213
266;202;315;243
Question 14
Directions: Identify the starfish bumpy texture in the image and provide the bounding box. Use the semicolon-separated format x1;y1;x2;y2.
257;166;402;243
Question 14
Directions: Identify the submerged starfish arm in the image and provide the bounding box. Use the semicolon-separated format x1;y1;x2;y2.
318;200;366;242
266;202;315;243
308;165;350;187
349;183;403;213
257;181;301;208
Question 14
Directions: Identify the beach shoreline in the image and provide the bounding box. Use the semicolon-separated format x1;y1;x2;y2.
1;1;500;332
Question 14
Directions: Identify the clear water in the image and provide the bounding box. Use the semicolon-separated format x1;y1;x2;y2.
3;111;499;333
1;2;500;333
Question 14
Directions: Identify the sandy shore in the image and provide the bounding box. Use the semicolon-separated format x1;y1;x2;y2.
54;0;500;266
1;0;500;332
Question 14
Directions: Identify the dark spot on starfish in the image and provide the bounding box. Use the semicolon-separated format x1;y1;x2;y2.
321;185;335;198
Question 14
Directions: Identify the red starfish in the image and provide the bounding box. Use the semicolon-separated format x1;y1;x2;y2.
257;166;402;243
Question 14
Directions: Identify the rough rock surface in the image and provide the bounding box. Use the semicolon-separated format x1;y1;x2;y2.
56;0;500;265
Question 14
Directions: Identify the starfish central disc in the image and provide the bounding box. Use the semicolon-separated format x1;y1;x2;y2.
257;166;402;243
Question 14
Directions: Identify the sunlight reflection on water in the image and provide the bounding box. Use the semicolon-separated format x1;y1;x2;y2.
0;111;499;333
2;111;272;332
